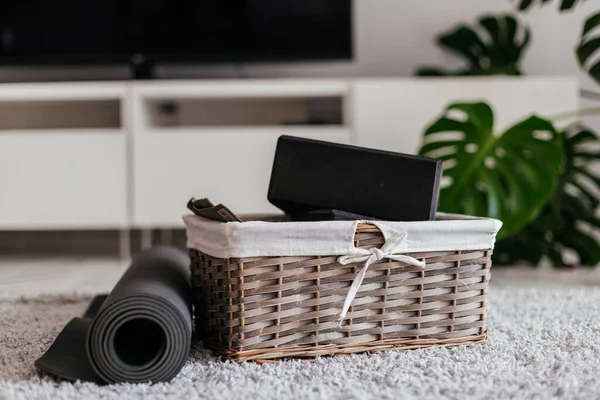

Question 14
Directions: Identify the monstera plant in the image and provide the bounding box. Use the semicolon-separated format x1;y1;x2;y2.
419;102;600;266
494;125;600;266
417;14;531;76
415;5;600;266
418;102;563;238
515;0;600;83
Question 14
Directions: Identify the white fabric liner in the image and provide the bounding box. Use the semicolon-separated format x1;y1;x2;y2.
183;213;503;259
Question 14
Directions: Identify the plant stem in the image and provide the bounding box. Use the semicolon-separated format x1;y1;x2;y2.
580;89;600;103
549;107;600;122
549;89;600;122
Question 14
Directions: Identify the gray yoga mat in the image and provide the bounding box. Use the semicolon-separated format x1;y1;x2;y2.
35;246;192;384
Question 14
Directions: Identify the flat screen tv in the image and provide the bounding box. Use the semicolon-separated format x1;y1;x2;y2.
0;0;352;78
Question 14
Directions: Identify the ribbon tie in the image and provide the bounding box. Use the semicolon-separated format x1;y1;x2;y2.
336;231;425;326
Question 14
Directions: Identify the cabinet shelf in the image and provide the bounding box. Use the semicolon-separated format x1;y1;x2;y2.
135;79;349;99
145;96;345;129
146;126;350;136
0;99;123;130
0;128;125;136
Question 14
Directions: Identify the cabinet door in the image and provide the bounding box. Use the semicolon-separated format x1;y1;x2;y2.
352;78;579;155
0;132;127;229
133;127;351;227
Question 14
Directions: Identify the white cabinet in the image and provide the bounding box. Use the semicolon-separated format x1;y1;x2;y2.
131;80;352;227
0;77;580;231
0;131;127;229
132;127;350;227
0;83;129;230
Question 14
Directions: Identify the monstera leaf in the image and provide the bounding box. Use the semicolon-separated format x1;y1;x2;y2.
518;0;600;83
495;125;600;266
577;12;600;84
515;0;584;11
419;102;563;238
417;14;530;76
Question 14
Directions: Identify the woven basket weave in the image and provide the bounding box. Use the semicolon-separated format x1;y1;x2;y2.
190;223;491;362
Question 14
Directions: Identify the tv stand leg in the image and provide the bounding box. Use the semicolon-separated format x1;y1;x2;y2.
119;229;131;260
141;229;153;250
130;54;154;80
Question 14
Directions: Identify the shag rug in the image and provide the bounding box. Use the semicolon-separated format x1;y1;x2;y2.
1;287;600;400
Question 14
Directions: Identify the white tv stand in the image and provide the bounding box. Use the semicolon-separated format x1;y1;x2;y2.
0;77;578;255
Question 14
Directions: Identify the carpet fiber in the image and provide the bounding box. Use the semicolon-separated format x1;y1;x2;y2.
1;287;600;400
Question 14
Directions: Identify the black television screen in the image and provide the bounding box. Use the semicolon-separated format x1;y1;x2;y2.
0;0;352;65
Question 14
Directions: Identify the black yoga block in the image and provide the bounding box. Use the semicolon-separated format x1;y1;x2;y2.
292;209;379;222
268;136;442;221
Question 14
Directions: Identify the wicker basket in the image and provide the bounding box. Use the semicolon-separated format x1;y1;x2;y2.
188;220;496;362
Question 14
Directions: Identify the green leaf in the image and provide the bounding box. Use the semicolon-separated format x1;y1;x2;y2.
415;14;530;76
563;191;589;214
517;0;535;10
577;13;600;84
494;124;600;267
577;37;600;65
438;27;486;69
560;0;578;10
574;151;600;159
571;180;600;208
559;228;600;265
570;129;597;143
493;226;547;265
574;166;600;188
581;215;600;229
546;247;566;266
588;61;600;83
515;0;583;11
583;11;600;36
419;102;563;238
415;68;448;76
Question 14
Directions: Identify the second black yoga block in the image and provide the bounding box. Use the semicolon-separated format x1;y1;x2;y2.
268;136;442;221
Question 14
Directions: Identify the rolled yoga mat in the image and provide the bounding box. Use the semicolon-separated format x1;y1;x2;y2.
35;246;192;384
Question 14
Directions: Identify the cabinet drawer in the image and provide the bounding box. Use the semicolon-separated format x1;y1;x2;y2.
133;127;351;227
0;132;127;229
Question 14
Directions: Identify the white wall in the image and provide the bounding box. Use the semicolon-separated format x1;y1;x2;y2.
0;0;594;84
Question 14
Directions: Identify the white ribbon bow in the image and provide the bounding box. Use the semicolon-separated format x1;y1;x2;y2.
336;231;425;326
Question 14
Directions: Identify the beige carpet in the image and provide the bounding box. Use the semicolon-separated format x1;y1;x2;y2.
1;287;600;400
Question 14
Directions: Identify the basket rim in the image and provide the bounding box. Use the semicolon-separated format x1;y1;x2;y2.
183;213;502;260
